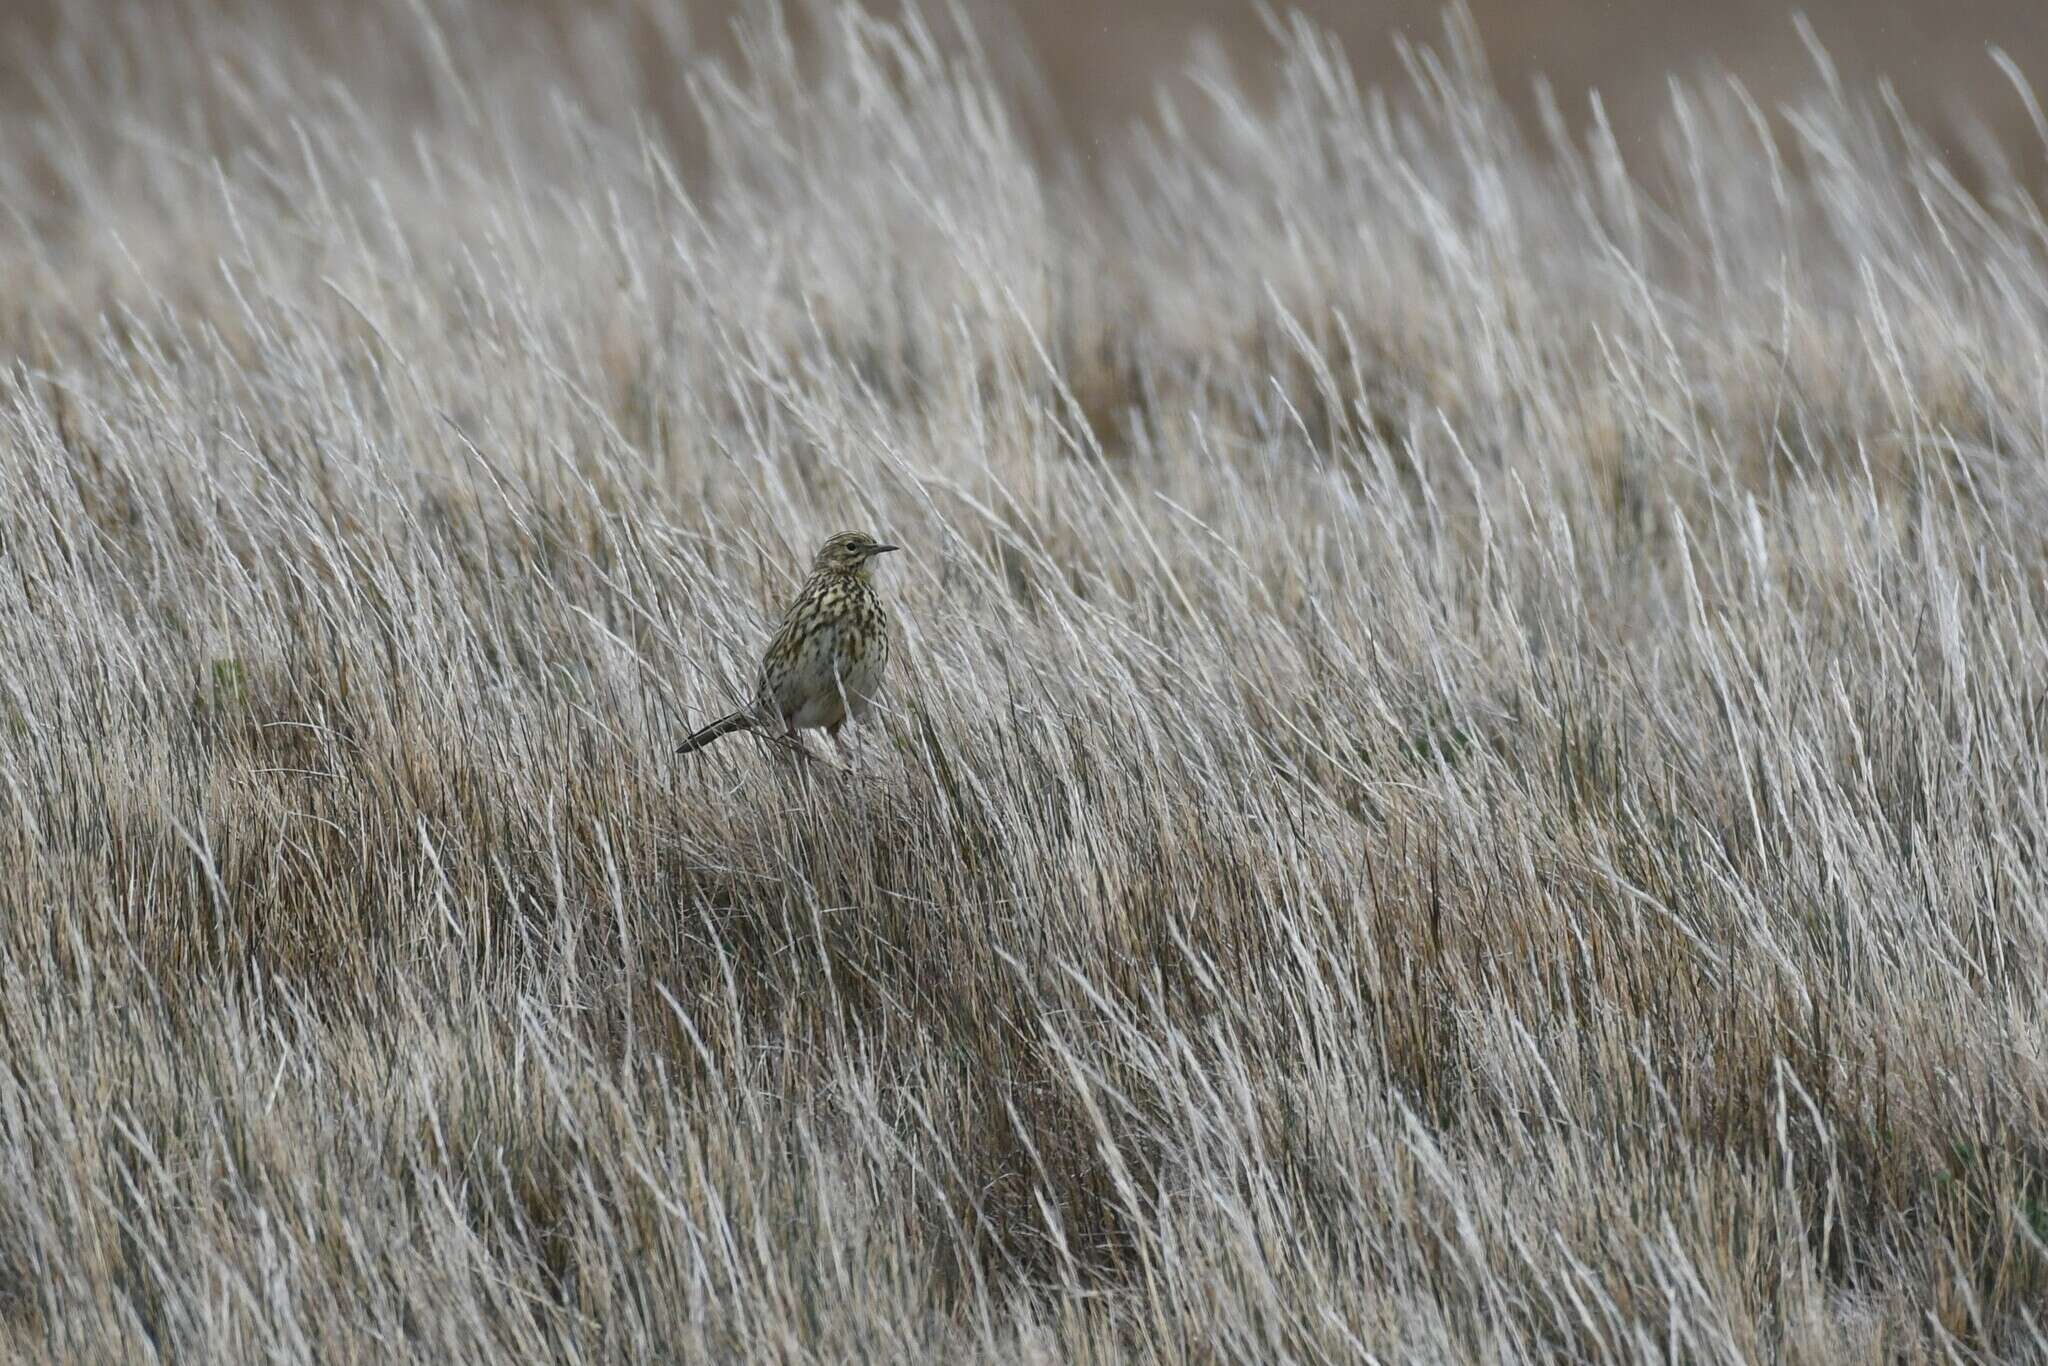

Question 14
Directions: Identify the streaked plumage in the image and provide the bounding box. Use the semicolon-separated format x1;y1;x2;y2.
676;531;898;756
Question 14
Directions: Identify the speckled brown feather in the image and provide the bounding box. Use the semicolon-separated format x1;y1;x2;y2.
676;532;896;755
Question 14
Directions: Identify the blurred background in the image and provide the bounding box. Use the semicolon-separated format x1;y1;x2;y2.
4;0;2045;166
1037;0;2048;147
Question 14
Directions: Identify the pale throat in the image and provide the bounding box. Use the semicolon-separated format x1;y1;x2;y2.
808;558;875;589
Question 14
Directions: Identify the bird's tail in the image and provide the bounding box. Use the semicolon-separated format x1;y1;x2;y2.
675;710;760;755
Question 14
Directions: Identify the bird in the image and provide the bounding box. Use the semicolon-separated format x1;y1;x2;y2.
676;531;899;759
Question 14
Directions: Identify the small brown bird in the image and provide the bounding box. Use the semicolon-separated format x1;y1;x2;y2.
676;531;898;758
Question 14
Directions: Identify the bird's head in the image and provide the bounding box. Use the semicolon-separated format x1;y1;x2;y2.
812;531;899;578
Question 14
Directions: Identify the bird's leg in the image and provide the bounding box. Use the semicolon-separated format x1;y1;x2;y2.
832;722;869;778
826;718;867;778
769;728;815;759
771;728;846;774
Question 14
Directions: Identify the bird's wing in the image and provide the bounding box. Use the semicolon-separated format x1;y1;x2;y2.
753;601;814;715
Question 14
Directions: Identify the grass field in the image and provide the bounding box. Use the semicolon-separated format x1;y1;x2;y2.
5;1;2048;1359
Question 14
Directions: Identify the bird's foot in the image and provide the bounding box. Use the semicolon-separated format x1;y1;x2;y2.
771;731;848;774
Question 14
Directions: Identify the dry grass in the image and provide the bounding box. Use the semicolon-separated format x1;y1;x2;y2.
4;1;2048;1360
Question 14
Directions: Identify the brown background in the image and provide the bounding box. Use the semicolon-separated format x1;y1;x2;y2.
4;1;2044;164
1021;0;2048;146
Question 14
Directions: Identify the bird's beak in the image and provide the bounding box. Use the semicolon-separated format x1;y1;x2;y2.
872;543;900;554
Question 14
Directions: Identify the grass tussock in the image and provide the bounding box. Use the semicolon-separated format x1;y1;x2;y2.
3;0;2048;1359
